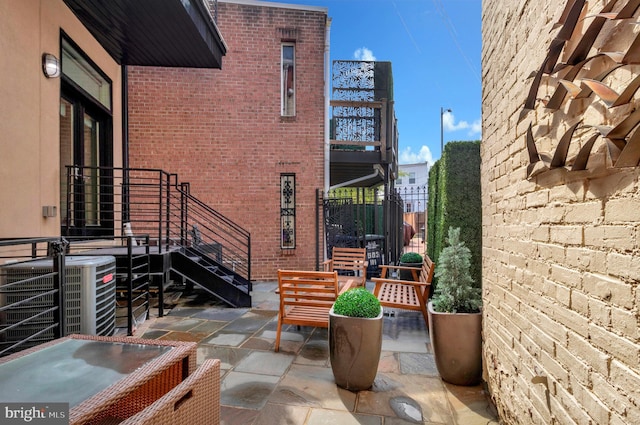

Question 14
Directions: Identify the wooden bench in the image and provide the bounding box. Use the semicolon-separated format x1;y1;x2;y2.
275;269;355;352
371;255;435;326
322;246;368;288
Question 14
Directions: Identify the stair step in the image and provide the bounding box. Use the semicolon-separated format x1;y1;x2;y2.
170;250;251;307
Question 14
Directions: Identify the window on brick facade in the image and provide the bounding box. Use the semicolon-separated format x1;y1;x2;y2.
281;44;295;116
280;174;296;249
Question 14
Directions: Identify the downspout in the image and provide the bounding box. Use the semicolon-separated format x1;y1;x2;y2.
122;64;130;223
324;17;332;196
322;17;332;264
329;166;382;191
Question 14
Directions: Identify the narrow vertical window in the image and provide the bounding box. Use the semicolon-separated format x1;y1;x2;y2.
281;174;296;249
281;44;295;116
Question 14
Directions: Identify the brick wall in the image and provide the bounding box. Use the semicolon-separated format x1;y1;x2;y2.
127;1;327;279
482;1;640;423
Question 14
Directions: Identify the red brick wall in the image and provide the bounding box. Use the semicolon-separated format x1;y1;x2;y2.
127;2;327;280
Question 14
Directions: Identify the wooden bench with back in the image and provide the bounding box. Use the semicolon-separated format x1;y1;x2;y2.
371;255;435;326
275;269;356;352
322;246;368;289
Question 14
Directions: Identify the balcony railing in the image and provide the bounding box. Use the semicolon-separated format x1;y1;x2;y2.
330;60;398;164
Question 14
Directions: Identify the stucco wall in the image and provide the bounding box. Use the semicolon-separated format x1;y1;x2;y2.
482;1;640;423
127;1;328;279
0;0;121;238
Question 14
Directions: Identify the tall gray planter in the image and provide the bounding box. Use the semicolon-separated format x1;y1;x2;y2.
329;306;383;391
399;261;422;280
428;301;482;386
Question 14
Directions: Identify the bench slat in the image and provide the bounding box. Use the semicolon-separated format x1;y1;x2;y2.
372;255;435;326
322;247;368;287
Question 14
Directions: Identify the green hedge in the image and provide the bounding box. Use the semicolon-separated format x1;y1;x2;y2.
427;141;482;289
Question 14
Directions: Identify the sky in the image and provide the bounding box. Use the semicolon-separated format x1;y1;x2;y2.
263;0;482;165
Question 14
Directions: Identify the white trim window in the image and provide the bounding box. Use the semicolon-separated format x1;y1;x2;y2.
281;43;295;116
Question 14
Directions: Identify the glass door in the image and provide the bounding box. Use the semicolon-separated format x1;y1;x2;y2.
59;36;113;237
60;94;112;237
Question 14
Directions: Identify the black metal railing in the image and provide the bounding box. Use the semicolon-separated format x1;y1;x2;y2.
64;166;251;281
0;238;66;357
174;182;251;281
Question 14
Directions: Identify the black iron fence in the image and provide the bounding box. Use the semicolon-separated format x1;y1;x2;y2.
396;185;429;255
318;187;404;277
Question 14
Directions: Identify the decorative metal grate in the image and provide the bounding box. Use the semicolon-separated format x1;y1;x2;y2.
331;61;380;146
280;174;296;249
332;61;375;101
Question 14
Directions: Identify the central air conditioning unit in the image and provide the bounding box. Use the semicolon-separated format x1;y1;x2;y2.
1;255;117;348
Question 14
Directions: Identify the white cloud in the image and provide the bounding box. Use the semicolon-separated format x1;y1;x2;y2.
442;111;481;138
470;119;482;136
399;145;434;165
354;47;376;61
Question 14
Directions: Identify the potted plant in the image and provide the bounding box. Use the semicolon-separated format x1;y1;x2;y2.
329;287;383;391
428;227;482;386
399;251;423;280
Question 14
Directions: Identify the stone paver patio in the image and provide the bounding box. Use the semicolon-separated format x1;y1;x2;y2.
133;281;499;425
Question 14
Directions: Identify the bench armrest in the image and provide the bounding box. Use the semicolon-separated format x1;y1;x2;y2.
338;278;357;295
321;259;333;272
372;276;430;287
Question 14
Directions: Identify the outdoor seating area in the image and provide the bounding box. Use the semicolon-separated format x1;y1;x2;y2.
0;261;497;424
126;280;498;425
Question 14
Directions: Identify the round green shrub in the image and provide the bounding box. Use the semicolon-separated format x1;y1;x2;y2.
333;288;381;318
400;252;423;263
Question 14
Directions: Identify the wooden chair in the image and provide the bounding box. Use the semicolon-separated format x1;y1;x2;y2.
322;246;368;288
371;255;435;326
275;269;355;352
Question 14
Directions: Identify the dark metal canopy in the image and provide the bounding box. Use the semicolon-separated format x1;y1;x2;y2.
63;0;226;68
330;151;386;188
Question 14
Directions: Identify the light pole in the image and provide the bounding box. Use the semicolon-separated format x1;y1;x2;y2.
440;107;451;154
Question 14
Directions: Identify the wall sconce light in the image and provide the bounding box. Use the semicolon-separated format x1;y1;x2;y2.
42;53;61;78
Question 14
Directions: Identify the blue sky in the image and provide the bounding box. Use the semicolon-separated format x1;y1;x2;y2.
263;0;482;165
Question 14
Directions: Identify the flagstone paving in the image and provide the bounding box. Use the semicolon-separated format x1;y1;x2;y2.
134;281;500;425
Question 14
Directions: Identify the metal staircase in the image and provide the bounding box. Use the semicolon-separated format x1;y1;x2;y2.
63;166;252;308
171;247;251;307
